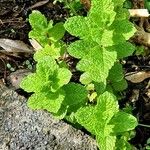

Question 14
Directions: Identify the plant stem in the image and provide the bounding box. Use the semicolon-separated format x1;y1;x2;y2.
139;123;150;128
64;0;78;16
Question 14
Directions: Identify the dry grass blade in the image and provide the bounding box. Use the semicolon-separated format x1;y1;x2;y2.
129;9;149;17
29;0;49;9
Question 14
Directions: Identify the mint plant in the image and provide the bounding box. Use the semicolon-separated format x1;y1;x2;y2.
54;0;82;15
21;11;88;119
21;0;138;149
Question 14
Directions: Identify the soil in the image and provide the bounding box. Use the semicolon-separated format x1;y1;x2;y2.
1;0;150;149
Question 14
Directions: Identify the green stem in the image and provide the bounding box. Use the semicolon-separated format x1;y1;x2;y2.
139;123;150;128
64;0;78;16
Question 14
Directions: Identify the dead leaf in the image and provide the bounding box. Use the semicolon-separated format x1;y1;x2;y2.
0;38;34;53
80;0;91;10
29;39;43;50
129;89;140;102
129;9;149;17
125;71;150;83
29;0;49;9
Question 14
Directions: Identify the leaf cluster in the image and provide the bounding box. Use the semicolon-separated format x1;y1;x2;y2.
21;11;87;119
21;0;138;149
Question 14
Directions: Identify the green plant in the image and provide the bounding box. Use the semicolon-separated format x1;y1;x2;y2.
54;0;82;16
21;0;138;149
6;63;15;72
146;138;150;150
145;0;150;12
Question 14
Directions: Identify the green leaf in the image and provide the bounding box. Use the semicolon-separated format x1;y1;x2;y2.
116;138;132;150
94;81;106;95
108;63;124;82
97;135;116;150
34;43;62;60
64;16;88;39
51;68;72;92
21;57;58;93
95;92;119;125
76;46;117;83
67;40;95;59
64;0;118;83
111;111;138;133
80;72;92;85
29;11;53;46
29;10;49;31
54;83;88;119
76;92;119;149
49;22;65;42
110;42;135;59
112;79;128;91
28;89;65;113
20;73;44;93
29;10;65;46
76;106;96;134
65;0;135;83
107;63;128;91
62;83;88;113
22;2;137;149
21;56;72;114
75;91;137;149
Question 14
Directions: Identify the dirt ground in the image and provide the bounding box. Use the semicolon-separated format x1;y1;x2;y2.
1;0;150;149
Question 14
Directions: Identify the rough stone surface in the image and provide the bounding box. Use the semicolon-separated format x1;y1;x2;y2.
0;83;97;150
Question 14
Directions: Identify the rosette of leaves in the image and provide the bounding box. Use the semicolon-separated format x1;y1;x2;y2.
76;92;138;150
21;56;87;118
28;10;65;47
21;11;88;118
64;0;138;149
64;0;136;85
20;56;71;113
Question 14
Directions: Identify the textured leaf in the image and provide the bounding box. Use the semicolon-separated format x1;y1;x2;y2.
76;106;96;134
101;30;114;46
109;42;135;59
28;89;65;113
29;10;65;46
108;63;124;82
111;111;138;133
89;0;116;27
51;68;72;92
107;50;132;92
64;16;88;39
20;73;45;93
64;0;117;83
29;10;48;31
95;92;118;124
112;79;128;91
67;40;95;59
34;44;61;60
65;0;136;84
62;83;88;113
97;135;116;150
21;56;72;114
49;22;65;42
29;11;53;46
75;91;137;149
80;72;92;85
116;138;132;150
65;0;135;83
21;57;58;93
36;56;58;76
76;92;118;149
76;46;117;83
